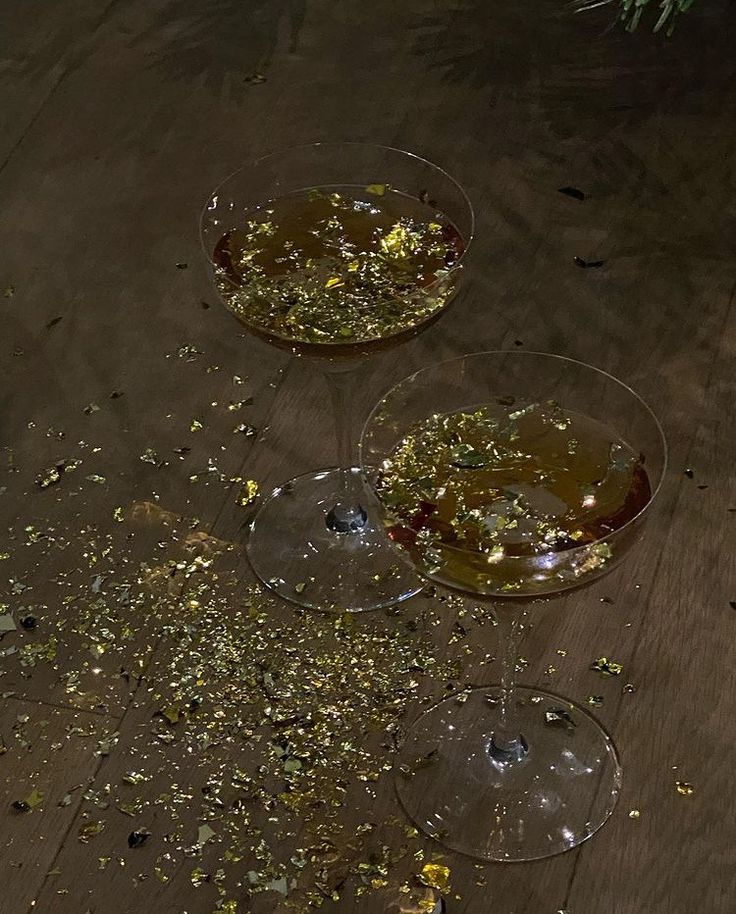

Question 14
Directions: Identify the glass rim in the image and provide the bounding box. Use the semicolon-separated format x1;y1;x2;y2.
198;141;475;326
359;348;669;565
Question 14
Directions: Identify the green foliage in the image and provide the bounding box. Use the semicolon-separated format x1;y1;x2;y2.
576;0;699;34
621;0;698;33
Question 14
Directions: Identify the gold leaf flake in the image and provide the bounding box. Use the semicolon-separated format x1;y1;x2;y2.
675;781;694;796
236;480;259;507
78;820;106;842
24;789;44;809
191;867;209;887
96;732;119;756
418;863;451;894
365;184;386;196
197;824;216;846
590;657;623;676
122;771;148;786
216;902;238;914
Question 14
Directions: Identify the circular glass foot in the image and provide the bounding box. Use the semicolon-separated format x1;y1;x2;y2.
247;468;422;612
396;686;621;862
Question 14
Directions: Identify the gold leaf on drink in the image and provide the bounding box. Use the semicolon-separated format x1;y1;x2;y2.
211;186;464;349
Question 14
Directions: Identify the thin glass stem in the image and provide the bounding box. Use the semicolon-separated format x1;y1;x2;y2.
488;602;529;765
322;361;368;533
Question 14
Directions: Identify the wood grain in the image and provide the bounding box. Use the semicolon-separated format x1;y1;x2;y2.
2;0;736;911
0;697;115;911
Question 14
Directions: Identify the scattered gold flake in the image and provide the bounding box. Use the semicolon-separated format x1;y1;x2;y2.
113;507;124;522
676;781;694;796
96;732;119;756
587;695;604;707
545;707;576;730
19;637;58;667
629;809;640;819
590;657;623;676
0;503;467;908
197;824;216;846
85;474;106;484
78;820;107;843
0;613;16;632
140;448;164;466
190;419;203;432
121;771;148;786
418;863;451;894
236;480;259;507
173;344;203;361
365;183;386;196
36;459;81;489
191;867;209;887
18;789;45;810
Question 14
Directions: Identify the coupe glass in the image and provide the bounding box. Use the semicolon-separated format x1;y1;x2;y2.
360;351;666;861
200;143;474;612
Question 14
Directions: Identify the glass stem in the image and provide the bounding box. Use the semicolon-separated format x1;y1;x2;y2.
322;361;368;534
488;603;529;765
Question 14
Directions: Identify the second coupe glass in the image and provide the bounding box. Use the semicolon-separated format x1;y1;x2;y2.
361;351;666;861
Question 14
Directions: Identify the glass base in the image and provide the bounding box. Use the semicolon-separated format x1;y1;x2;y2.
396;686;621;862
247;467;422;612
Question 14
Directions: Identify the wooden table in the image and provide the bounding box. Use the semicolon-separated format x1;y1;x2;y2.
2;1;736;911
